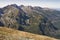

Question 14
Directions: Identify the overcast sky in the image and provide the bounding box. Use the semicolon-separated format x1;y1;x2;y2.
0;0;60;8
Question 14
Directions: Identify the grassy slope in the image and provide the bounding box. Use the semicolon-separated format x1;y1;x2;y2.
0;27;58;40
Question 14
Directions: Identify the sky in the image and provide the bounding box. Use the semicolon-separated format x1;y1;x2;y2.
0;0;60;8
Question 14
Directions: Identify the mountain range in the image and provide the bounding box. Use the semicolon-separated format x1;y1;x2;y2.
0;4;60;39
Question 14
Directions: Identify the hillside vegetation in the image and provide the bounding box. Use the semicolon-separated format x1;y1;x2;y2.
0;27;58;40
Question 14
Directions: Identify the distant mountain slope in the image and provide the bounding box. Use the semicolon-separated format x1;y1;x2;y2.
20;5;60;38
0;27;58;40
0;4;60;39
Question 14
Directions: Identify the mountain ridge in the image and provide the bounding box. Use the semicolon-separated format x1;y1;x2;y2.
0;4;60;39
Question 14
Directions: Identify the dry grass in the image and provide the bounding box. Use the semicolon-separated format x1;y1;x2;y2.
0;27;59;40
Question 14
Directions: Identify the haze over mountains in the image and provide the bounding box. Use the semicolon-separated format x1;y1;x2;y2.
0;4;60;39
56;8;60;11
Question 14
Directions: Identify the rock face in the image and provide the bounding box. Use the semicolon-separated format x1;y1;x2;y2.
0;27;58;40
0;4;60;39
